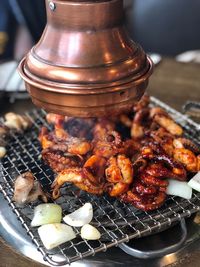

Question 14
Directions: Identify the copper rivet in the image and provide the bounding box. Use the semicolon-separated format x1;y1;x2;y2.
49;1;56;11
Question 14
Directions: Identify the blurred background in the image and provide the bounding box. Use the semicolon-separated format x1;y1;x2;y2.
1;0;200;61
0;0;200;110
125;0;200;56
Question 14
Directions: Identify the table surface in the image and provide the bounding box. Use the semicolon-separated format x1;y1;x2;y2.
0;58;200;267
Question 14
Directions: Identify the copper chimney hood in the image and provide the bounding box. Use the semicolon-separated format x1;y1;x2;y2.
18;0;153;117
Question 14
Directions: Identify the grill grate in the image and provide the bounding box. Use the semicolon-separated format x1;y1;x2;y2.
0;97;200;266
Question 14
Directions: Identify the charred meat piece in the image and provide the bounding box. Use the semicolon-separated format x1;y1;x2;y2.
13;172;48;204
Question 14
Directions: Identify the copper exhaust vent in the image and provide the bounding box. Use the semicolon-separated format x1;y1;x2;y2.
18;0;153;117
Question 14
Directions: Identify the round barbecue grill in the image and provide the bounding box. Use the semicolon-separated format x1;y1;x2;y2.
1;1;200;266
1;97;200;266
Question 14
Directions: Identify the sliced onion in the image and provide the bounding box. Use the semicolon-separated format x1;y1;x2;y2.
31;204;62;227
166;179;192;199
81;224;101;240
188;172;200;192
38;223;76;250
63;203;93;227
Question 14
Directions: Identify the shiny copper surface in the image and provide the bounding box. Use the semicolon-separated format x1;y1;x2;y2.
18;0;153;117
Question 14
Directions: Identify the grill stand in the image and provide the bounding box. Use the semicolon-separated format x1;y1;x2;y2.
118;219;187;259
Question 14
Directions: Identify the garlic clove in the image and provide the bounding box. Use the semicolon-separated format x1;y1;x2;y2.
81;224;101;240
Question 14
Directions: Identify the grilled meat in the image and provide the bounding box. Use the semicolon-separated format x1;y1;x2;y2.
39;95;200;211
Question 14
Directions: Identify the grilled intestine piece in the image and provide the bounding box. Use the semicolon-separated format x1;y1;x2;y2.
13;172;48;204
13;172;34;204
4;112;32;132
0;117;31;159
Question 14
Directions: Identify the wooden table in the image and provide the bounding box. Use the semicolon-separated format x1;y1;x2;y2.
0;58;200;267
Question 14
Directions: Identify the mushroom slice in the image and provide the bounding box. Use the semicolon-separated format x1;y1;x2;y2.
81;224;101;240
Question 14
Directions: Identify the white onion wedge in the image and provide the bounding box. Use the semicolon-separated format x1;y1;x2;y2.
63;203;93;227
38;223;76;250
31;204;62;227
81;224;101;240
188;172;200;192
166;179;192;199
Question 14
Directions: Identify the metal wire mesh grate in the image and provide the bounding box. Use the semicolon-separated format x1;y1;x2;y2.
0;97;200;266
